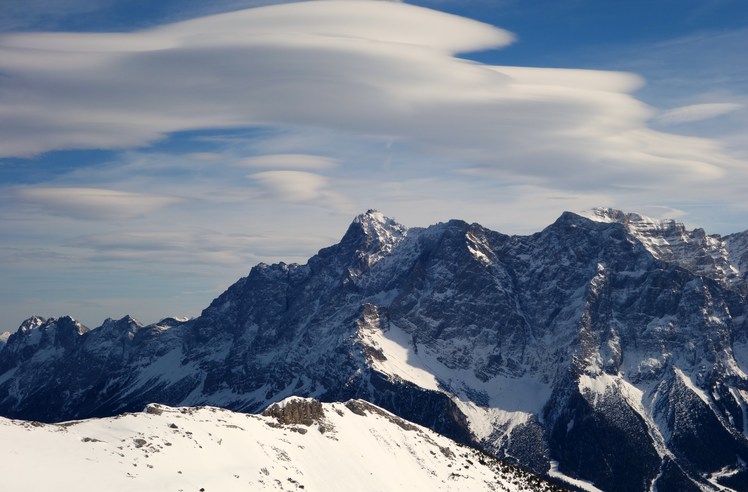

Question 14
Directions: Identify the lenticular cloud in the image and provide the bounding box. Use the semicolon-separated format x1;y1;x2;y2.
0;0;738;184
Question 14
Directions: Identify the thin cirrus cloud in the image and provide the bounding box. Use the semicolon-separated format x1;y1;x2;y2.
653;102;744;126
238;154;339;170
13;187;184;220
0;0;740;191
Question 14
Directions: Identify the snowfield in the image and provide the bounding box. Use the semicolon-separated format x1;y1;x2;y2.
0;398;566;492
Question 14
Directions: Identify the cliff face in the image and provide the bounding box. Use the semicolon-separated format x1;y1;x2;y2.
2;209;747;491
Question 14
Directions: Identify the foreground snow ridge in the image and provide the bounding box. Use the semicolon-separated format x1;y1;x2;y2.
0;397;566;492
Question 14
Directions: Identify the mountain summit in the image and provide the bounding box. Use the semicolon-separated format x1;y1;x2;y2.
1;209;747;491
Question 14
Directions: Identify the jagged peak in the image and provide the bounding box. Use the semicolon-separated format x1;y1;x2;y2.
53;316;89;336
157;316;190;324
4;315;87;352
16;315;46;334
97;315;143;336
581;207;686;234
336;210;408;269
576;207;744;286
102;314;140;325
119;314;142;326
354;208;387;223
352;209;407;239
13;315;83;335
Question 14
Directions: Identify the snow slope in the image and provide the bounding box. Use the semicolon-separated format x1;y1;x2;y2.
0;398;566;492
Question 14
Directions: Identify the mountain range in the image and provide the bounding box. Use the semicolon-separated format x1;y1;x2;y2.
1;208;747;491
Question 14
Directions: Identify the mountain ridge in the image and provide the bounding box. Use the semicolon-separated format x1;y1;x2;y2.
2;208;748;491
0;396;569;492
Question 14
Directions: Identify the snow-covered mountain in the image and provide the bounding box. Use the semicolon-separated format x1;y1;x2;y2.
1;208;748;491
0;330;9;350
0;397;566;492
583;207;748;290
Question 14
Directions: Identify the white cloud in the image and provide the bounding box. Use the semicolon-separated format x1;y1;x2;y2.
238;154;339;170
250;170;331;201
14;187;184;220
0;0;739;191
654;102;743;125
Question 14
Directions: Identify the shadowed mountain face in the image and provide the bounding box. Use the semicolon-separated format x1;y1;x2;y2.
2;208;748;491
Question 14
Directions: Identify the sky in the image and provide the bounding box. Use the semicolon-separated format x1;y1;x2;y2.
1;0;747;331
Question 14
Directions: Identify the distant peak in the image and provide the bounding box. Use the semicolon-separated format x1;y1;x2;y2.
581;207;685;233
347;210;407;245
16;315;46;334
338;211;408;271
353;209;388;225
120;314;141;325
581;207;651;224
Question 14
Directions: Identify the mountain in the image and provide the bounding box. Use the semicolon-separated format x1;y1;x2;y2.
0;330;9;350
0;396;566;492
1;208;748;491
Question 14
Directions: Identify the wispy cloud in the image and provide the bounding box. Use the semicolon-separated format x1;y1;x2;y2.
13;187;184;220
238;154;339;170
654;103;743;125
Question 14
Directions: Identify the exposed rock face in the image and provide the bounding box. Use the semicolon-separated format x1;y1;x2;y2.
263;398;324;426
1;209;748;491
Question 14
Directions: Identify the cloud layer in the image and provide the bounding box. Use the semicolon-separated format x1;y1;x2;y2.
1;0;739;189
14;187;183;220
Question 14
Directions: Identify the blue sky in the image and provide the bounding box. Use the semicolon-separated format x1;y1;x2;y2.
1;0;747;331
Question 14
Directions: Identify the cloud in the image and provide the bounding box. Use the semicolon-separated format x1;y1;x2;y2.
654;103;743;125
250;170;331;201
0;0;328;32
14;187;184;220
238;154;339;170
62;228;330;264
0;0;740;192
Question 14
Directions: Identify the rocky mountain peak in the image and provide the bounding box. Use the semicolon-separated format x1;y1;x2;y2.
332;210;408;274
351;209;407;245
16;315;46;334
262;397;325;426
584;207;686;234
93;316;143;343
1;316;88;363
582;207;745;289
0;332;10;349
101;315;142;330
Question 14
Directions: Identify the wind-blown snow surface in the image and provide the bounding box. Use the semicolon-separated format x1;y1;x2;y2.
2;208;748;491
0;398;565;492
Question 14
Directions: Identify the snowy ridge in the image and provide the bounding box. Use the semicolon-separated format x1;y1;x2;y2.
0;398;567;492
583;207;744;287
352;209;408;267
